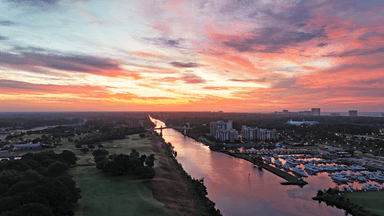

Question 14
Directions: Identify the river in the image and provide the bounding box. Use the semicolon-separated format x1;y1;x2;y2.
151;117;346;216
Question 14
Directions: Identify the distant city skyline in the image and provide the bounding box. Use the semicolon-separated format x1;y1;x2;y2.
0;0;383;112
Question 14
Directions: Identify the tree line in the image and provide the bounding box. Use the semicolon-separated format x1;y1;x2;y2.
0;150;81;216
93;149;155;179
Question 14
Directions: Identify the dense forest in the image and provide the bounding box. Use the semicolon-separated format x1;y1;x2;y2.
0;150;81;216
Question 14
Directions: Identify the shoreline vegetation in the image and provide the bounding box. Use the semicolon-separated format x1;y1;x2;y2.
148;132;222;216
312;187;384;216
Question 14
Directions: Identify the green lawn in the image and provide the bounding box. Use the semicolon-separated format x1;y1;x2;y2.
69;134;180;216
70;166;178;216
99;134;161;167
344;191;384;216
22;133;50;140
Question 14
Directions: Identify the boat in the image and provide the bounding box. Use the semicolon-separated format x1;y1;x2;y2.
357;174;366;182
274;159;282;167
292;167;308;177
273;154;279;160
330;173;349;182
283;163;291;170
286;158;298;166
264;157;272;164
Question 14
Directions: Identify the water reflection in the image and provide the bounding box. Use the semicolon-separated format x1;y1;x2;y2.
151;117;346;216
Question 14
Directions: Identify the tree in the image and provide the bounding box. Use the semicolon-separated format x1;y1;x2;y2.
9;203;55;216
130;149;140;159
92;149;109;157
59;150;77;165
47;162;68;176
75;143;82;148
80;148;89;154
145;158;154;168
348;149;355;157
94;155;107;164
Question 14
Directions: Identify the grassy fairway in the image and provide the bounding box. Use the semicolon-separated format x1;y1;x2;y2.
100;134;161;167
344;191;384;216
22;133;50;140
70;166;176;216
70;133;177;216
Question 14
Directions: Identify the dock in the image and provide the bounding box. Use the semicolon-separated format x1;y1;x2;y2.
227;152;308;186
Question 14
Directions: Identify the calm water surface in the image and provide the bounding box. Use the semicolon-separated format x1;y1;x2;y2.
152;118;346;216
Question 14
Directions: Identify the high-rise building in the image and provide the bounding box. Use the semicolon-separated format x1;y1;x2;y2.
349;110;358;117
311;108;320;116
229;129;238;143
210;120;237;142
241;126;277;141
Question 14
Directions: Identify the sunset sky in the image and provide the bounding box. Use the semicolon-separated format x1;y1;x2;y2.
0;0;383;112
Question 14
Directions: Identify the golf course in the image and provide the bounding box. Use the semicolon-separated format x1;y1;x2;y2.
69;133;183;216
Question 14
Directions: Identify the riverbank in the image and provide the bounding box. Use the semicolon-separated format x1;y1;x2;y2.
312;188;383;216
148;132;221;216
145;133;200;216
344;191;384;216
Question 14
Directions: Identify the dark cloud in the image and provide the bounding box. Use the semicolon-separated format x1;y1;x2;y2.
352;78;384;86
325;47;384;57
0;20;17;26
181;73;206;84
4;0;60;11
0;35;8;40
0;79;40;91
296;23;307;27
262;1;312;25
317;43;328;47
5;0;58;6
220;0;255;14
0;49;121;75
270;77;297;89
223;26;327;53
170;62;199;68
358;32;384;41
142;37;184;48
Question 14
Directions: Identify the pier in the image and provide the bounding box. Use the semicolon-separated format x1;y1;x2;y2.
227;152;308;186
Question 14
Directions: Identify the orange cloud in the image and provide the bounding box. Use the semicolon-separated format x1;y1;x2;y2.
131;52;162;58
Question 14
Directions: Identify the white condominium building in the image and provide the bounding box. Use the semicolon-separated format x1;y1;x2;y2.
210;120;238;142
242;126;277;141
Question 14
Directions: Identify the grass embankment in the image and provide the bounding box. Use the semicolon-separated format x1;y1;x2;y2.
197;136;215;146
234;153;302;183
344;191;384;216
163;141;221;216
70;133;180;216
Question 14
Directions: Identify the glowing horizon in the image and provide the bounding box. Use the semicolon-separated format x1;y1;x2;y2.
0;0;383;112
